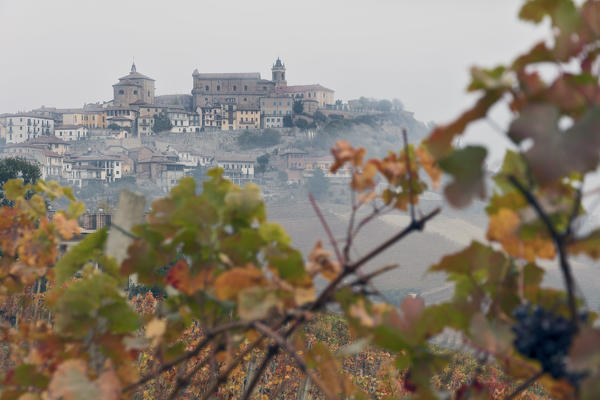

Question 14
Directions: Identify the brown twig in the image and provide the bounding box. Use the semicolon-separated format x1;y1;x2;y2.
508;176;578;325
253;322;337;400
345;264;399;288
200;335;265;400
122;320;251;393
402;128;416;222
240;208;441;399
308;193;343;264
504;370;544;400
167;355;211;400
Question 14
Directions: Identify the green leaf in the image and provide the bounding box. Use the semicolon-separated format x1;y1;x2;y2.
14;364;50;389
98;301;140;334
3;179;27;200
438;146;487;207
54;228;108;284
67;201;86;219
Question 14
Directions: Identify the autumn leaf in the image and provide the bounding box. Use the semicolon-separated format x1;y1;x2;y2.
53;212;80;240
438;146;487;208
213;264;268;301
415;145;441;189
164;259;211;295
47;359;120;400
330;141;366;172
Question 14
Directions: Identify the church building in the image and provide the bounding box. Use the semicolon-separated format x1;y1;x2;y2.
113;63;156;107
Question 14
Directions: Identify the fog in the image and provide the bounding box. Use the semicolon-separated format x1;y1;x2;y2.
1;0;545;152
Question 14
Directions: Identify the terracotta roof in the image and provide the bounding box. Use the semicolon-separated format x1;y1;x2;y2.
28;136;70;145
56;125;86;130
276;84;334;93
118;71;155;81
216;155;256;163
43;150;63;157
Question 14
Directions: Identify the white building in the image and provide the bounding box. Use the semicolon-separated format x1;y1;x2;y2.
216;155;255;184
65;154;122;183
3;114;54;144
55;125;89;141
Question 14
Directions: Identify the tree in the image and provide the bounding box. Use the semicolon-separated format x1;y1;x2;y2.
107;123;121;131
0;157;41;206
305;168;329;200
152;111;172;133
295;118;309;130
293;100;304;115
376;99;392;113
256;154;269;174
314;111;327;124
283;115;293;127
237;129;281;148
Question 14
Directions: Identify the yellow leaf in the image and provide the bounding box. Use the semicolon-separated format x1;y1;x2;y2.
214;264;268;301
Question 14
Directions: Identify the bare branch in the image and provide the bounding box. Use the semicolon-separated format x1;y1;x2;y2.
253;322;337;400
402;128;416;222
308;193;343;264
504;370;544;400
199;335;265;400
346;264;399;288
122;320;251;393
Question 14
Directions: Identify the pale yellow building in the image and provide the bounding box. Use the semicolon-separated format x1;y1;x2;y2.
236;108;260;130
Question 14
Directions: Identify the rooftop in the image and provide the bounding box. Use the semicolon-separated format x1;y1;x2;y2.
276;84;334;93
192;72;261;80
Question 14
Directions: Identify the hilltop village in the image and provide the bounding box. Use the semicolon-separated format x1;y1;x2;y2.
0;59;415;208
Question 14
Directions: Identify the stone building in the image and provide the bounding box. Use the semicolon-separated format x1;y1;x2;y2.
192;72;276;109
55;125;89;141
113;63;155;107
276;84;335;108
2;114;54;144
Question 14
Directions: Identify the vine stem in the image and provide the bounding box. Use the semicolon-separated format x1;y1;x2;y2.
508;176;578;325
504;371;543;400
239;207;440;400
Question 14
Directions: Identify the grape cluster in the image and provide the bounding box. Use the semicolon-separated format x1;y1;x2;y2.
512;305;579;382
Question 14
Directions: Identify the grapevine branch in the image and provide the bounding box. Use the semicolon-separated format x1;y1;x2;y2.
309;193;343;264
122;320;252;393
504;370;544;400
239;207;440;400
252;321;336;400
508;176;578;325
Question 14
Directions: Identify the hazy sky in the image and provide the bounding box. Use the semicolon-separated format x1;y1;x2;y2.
0;0;547;156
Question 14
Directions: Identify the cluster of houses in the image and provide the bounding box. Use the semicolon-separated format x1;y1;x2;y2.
0;133;350;193
0;58;347;144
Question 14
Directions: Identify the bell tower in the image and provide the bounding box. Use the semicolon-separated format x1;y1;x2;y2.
271;58;287;87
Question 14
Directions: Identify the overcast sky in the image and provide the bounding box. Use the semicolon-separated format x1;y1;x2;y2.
0;0;548;159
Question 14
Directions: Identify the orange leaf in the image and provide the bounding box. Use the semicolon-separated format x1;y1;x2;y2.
213;264;268;301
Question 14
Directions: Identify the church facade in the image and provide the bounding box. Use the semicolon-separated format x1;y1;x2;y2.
113;63;156;107
192;58;304;110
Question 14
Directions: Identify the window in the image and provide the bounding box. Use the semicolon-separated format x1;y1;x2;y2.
244;85;248;91
148;91;151;97
205;85;209;90
119;90;124;95
217;85;220;91
233;85;237;91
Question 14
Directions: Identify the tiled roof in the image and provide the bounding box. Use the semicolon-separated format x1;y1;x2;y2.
276;84;334;93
